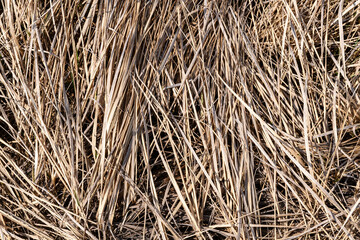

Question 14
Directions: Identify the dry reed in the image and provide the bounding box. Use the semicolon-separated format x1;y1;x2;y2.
0;0;360;239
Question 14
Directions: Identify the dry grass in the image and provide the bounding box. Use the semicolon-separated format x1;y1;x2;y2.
0;0;360;239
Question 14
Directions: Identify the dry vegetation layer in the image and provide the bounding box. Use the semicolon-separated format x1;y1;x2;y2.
0;0;360;239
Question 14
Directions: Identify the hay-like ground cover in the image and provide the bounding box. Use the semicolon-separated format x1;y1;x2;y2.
0;0;360;239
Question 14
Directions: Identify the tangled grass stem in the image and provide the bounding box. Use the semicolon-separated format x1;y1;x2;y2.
0;0;360;239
